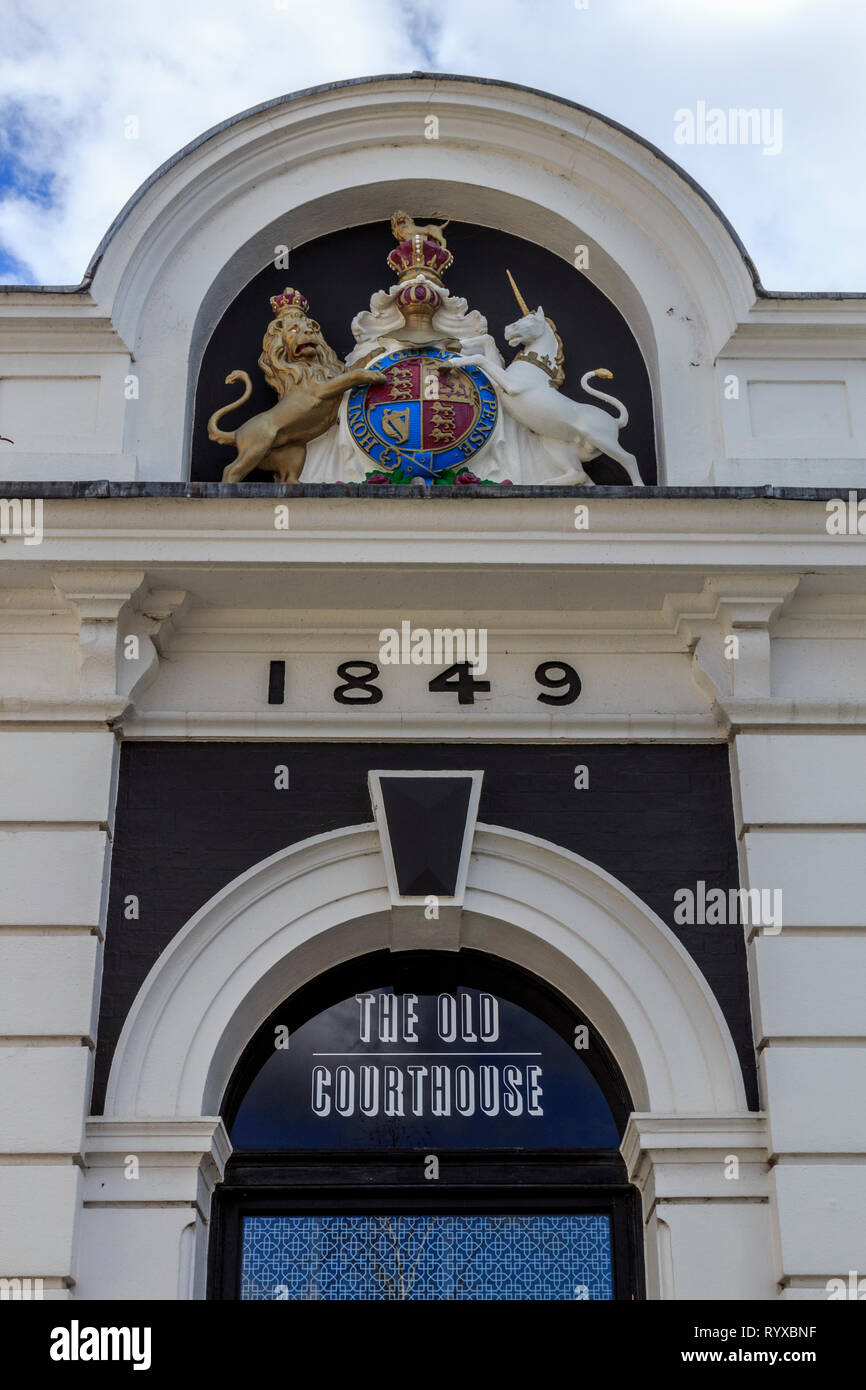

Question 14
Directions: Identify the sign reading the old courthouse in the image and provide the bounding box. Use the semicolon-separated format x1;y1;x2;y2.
230;981;619;1150
311;990;543;1121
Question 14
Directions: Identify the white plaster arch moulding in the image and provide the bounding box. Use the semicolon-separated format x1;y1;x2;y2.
81;74;765;483
104;822;748;1123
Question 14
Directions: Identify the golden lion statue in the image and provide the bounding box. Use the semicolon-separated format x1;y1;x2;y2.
390;210;450;249
207;288;385;483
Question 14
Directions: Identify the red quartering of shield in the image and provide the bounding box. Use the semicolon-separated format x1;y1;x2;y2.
421;400;477;448
365;360;421;406
365;360;479;449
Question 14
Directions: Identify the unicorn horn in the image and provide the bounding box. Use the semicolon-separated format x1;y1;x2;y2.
506;268;531;316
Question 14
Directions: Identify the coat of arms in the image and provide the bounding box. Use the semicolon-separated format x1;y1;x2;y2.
208;211;644;487
345;347;497;482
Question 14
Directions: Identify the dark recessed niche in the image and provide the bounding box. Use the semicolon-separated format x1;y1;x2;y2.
190;221;657;485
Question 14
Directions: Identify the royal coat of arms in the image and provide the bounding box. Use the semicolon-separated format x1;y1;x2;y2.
346;346;497;481
208;211;643;487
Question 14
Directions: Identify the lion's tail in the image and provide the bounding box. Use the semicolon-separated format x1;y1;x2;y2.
207;371;252;444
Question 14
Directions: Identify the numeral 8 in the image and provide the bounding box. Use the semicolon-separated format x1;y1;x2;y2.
333;661;384;705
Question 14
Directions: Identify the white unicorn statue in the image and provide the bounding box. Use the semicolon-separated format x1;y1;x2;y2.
449;270;644;486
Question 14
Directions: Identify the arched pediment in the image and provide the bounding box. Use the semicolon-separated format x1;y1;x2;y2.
81;74;762;483
104;822;749;1121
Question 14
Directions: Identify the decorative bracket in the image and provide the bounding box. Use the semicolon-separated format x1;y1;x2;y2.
665;575;801;708
119;587;190;701
51;570;187;713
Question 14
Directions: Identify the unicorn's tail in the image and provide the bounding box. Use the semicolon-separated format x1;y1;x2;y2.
579;368;628;426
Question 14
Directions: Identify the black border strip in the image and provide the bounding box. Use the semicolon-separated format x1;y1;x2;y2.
0;481;864;500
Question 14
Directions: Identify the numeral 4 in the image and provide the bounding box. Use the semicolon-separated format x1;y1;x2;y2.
428;662;491;705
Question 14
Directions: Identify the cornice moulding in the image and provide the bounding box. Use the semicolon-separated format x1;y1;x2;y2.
0;699;129;724
119;709;725;741
1;497;864;569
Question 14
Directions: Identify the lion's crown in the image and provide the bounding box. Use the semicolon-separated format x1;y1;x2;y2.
270;287;309;317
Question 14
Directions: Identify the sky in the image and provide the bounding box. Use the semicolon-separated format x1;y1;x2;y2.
0;0;863;292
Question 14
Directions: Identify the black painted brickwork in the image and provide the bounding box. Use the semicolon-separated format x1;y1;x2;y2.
94;742;757;1112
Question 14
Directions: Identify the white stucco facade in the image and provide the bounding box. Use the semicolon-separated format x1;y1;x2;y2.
0;74;864;1303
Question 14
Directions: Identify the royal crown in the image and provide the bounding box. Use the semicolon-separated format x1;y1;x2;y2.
387;237;453;285
269;287;309;316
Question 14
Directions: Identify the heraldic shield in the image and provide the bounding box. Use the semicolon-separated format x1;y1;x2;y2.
346;346;498;480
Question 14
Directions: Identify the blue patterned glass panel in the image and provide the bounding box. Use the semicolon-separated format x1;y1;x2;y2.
241;1214;613;1300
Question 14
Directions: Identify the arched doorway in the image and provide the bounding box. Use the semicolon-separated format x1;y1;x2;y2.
92;822;762;1302
208;950;643;1300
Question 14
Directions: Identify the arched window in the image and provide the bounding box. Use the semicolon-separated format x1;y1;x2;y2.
209;951;643;1300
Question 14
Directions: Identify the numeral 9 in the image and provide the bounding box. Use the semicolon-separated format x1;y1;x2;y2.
535;661;581;705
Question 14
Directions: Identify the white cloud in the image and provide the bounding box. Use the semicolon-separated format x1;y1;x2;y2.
0;0;862;290
0;0;417;283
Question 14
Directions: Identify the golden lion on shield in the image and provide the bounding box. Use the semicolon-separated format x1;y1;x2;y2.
207;288;385;483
